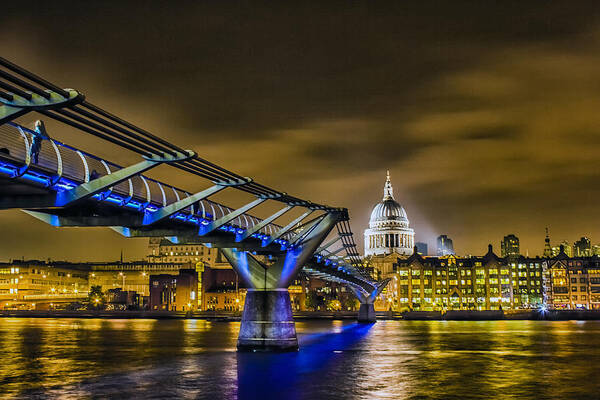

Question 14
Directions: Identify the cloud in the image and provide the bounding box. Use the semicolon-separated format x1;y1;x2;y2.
3;2;600;259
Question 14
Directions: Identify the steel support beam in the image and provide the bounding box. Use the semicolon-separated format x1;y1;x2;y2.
220;248;277;289
286;215;326;247
261;209;313;246
235;205;294;242
23;210;141;227
325;246;348;256
198;197;266;236
55;151;193;207
269;211;342;288
142;183;225;225
0;88;84;125
315;236;342;254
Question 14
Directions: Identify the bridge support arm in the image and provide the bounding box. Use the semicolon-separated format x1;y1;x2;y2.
221;211;343;352
269;212;342;288
199;197;266;235
0;88;84;125
142;184;225;225
220;248;297;352
55;151;191;207
262;209;313;246
350;279;391;323
236;205;294;242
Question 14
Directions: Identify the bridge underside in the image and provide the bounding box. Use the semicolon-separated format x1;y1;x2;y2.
0;57;389;351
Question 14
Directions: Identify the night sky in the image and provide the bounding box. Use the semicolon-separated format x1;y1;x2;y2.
3;1;600;261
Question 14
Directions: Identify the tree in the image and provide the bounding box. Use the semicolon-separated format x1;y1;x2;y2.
327;299;342;311
87;285;106;310
305;291;320;311
341;296;359;311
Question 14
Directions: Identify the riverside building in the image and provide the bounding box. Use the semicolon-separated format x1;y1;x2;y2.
544;246;600;310
389;245;544;311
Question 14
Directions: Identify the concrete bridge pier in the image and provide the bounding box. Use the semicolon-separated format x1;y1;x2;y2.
357;302;377;323
237;289;298;352
352;279;390;323
222;212;341;352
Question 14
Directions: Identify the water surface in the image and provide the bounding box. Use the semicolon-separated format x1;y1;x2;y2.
1;318;599;399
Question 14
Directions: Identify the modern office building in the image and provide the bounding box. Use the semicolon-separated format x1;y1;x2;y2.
436;235;455;256
415;242;428;256
552;240;573;257
574;237;592;257
501;234;520;257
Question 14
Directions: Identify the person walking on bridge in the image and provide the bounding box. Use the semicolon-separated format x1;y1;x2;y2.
31;120;50;164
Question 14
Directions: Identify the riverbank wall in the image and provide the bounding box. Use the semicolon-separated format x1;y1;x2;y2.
2;309;600;321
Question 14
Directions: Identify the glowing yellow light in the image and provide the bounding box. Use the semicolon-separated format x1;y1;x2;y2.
74;289;78;293
94;298;99;303
50;287;56;292
236;298;240;303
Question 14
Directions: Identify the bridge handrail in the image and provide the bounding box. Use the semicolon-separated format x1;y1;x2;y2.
0;57;377;288
0;122;287;236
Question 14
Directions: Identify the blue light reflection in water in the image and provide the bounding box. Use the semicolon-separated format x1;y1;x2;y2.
236;322;374;400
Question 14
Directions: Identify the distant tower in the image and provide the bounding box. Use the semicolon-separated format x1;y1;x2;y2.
437;235;454;256
415;242;428;256
543;228;552;257
500;234;520;257
574;237;592;257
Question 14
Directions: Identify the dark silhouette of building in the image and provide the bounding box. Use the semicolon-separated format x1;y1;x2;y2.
544;228;552;257
415;242;428;256
574;237;592;257
202;266;244;311
501;234;520;257
149;269;198;311
106;288;143;310
437;235;454;256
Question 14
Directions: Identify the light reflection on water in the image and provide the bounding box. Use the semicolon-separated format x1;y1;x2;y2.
1;319;599;399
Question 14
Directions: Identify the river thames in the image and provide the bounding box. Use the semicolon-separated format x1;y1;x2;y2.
1;318;599;399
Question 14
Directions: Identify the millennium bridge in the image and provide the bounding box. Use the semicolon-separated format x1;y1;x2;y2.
0;57;388;351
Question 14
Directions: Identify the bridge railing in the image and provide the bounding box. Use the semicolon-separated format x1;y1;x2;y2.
0;122;288;239
0;57;381;293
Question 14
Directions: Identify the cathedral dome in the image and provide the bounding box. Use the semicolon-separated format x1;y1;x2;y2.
368;171;409;228
364;171;415;257
370;199;408;224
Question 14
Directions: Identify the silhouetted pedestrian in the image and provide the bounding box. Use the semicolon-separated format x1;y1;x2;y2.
31;120;50;164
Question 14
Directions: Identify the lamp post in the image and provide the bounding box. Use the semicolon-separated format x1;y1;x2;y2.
119;272;126;289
